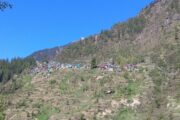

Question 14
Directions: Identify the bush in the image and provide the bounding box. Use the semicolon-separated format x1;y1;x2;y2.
149;69;165;86
91;58;97;69
170;0;180;13
123;72;130;80
113;108;136;120
49;80;56;85
0;96;6;120
124;82;139;97
59;77;69;94
37;114;49;120
34;104;60;120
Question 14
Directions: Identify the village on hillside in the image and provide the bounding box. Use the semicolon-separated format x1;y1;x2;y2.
31;60;149;76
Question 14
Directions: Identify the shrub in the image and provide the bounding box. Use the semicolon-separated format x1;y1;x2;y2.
34;104;60;120
91;58;97;69
170;0;180;13
49;80;56;85
59;78;69;94
124;82;139;97
123;72;130;80
0;96;7;120
113;108;136;120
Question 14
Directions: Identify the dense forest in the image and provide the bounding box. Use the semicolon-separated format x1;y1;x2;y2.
0;57;36;83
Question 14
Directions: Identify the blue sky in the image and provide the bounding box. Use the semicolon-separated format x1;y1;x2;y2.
0;0;153;59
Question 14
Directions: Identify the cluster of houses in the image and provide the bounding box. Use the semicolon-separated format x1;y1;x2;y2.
97;63;142;72
97;63;121;72
31;60;141;75
31;61;88;75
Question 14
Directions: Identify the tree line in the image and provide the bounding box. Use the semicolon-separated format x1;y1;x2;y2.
0;57;36;83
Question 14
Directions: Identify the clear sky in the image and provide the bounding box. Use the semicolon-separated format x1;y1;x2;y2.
0;0;153;59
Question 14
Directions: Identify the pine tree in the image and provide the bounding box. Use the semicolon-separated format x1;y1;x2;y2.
91;58;97;69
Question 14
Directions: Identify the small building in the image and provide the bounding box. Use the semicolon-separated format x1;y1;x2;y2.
75;64;81;69
66;64;73;68
124;64;138;71
97;63;116;72
97;63;109;70
61;64;66;69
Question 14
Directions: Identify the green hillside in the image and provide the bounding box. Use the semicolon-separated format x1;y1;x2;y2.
56;0;180;65
0;0;180;120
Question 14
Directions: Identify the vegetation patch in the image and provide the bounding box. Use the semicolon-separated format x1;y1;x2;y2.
22;75;34;91
49;80;56;85
0;95;7;120
34;104;60;120
0;57;36;83
59;80;69;94
170;0;180;13
113;108;137;120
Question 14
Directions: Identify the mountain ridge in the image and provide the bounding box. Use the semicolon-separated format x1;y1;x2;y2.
31;0;180;64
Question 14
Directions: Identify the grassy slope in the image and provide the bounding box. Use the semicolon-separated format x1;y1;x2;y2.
1;65;153;120
0;0;180;120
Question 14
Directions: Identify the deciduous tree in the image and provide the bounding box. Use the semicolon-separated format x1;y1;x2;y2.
0;0;12;11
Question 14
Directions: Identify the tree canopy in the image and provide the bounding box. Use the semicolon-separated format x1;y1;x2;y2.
0;0;12;11
0;57;36;83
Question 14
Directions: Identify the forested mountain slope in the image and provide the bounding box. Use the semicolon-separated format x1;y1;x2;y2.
55;0;180;65
0;0;180;120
